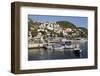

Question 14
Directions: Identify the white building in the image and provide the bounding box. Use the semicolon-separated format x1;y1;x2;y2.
66;28;72;32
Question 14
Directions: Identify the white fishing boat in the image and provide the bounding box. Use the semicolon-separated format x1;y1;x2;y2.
52;44;64;50
43;44;53;49
64;41;74;49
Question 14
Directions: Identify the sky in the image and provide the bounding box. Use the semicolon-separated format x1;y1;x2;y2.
28;15;88;28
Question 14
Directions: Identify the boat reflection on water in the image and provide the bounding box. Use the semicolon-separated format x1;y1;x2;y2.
73;50;81;57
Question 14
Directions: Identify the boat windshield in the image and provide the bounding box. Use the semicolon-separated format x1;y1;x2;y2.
65;41;72;45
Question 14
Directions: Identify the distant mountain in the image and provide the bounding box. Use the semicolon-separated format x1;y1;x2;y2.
56;21;88;37
56;21;77;29
78;27;88;33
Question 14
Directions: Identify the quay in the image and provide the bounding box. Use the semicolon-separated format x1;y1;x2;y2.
28;39;86;50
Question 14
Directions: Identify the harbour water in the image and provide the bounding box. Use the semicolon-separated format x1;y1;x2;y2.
28;40;88;61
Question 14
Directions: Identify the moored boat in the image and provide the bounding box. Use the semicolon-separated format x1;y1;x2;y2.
73;44;82;53
52;44;64;50
64;41;74;49
43;44;53;49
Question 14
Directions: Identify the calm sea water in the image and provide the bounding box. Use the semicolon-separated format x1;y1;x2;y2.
28;41;88;61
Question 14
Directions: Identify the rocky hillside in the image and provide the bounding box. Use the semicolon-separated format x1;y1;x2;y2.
28;18;88;38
